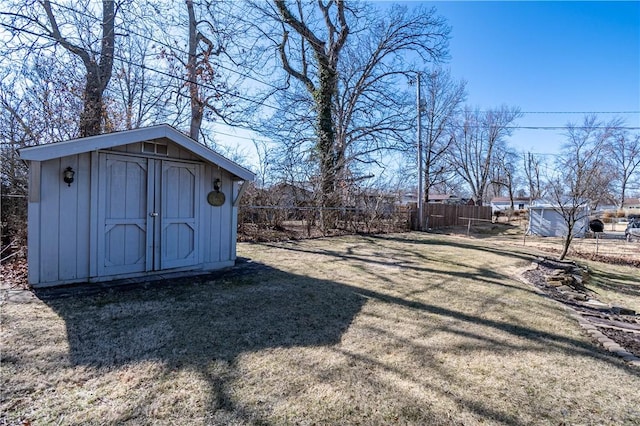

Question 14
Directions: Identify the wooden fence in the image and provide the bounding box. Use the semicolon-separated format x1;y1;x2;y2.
412;203;493;230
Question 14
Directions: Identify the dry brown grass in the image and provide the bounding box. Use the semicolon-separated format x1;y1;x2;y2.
2;233;639;425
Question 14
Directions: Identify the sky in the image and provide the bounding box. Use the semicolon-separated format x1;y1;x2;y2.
215;1;640;167
414;0;640;156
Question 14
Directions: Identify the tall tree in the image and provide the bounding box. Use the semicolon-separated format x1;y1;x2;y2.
106;7;173;132
604;129;640;208
251;1;450;212
523;151;545;204
150;0;248;144
420;67;466;202
1;0;116;137
447;105;522;205
273;0;349;210
490;145;519;209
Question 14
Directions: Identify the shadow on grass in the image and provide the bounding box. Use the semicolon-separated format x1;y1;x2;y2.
36;251;637;425
589;268;640;299
367;233;538;264
260;235;539;297
38;264;365;423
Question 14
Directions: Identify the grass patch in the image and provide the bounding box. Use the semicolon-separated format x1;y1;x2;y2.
2;233;639;425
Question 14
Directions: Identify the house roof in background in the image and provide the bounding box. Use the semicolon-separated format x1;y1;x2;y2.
623;198;640;206
19;124;255;181
491;197;532;203
428;194;459;201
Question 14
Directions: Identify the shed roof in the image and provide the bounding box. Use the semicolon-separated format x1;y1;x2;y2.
19;124;255;181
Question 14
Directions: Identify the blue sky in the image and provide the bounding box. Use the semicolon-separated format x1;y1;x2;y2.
217;1;639;168
421;1;640;155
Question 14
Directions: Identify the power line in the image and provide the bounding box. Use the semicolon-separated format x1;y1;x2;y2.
520;111;640;115
0;30;305;119
36;2;640;120
508;126;640;130
42;0;286;92
3;5;640;137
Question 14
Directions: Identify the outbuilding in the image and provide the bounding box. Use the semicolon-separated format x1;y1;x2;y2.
527;204;590;238
19;124;255;287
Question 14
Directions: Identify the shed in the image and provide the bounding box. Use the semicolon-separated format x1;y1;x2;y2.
527;204;589;238
19;124;255;287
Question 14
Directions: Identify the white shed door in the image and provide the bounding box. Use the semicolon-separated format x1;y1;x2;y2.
97;153;200;276
159;161;199;269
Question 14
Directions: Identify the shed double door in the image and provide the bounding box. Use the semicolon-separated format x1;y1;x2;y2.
97;153;200;276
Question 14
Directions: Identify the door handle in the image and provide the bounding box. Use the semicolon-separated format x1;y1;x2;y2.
149;212;158;217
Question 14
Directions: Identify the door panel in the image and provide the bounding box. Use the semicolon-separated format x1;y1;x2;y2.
160;161;199;269
98;154;150;275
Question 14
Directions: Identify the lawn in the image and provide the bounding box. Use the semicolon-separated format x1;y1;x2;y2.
1;232;639;425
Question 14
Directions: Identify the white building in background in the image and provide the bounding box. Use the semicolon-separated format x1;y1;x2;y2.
527;203;590;237
490;196;534;213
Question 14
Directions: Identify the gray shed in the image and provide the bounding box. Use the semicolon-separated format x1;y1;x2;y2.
19;125;255;287
527;204;589;237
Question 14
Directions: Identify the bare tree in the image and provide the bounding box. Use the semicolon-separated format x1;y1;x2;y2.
107;14;173;131
420;68;466;203
604;129;640;209
0;58;85;253
250;1;450;216
1;0;116;137
523;151;545;204
447;105;522;205
272;0;349;211
548;115;618;260
146;0;250;144
490;145;519;209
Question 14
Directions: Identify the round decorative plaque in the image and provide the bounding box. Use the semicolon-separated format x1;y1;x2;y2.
207;191;226;206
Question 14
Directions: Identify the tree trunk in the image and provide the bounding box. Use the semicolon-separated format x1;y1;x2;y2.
186;0;203;141
559;234;572;260
80;71;103;137
42;0;115;137
317;61;338;214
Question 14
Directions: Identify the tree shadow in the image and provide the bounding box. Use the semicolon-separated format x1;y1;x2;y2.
261;236;540;297
367;233;537;264
589;269;640;299
37;264;366;423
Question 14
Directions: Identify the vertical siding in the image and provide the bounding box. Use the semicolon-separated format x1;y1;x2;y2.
26;162;41;285
38;155;92;283
75;153;91;278
89;151;100;278
199;165;210;264
219;173;232;262
208;167;222;263
39;159;61;282
30;147;242;285
58;155;79;280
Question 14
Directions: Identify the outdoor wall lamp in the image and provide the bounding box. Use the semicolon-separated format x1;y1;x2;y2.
63;167;75;187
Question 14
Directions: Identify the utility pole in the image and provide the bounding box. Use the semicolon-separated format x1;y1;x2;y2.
416;72;423;231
